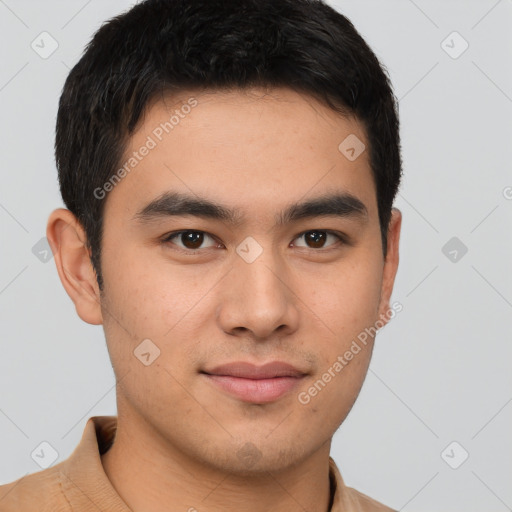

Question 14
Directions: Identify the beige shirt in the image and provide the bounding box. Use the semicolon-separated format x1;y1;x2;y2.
0;416;395;511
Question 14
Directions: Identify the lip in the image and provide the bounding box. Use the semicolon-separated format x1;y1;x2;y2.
201;361;307;404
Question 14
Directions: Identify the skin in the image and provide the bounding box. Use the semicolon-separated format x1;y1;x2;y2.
47;87;401;512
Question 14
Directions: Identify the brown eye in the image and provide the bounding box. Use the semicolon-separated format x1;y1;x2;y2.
293;230;344;249
181;231;204;249
305;231;326;248
163;230;217;251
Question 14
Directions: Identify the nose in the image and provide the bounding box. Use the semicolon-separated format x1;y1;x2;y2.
215;247;300;340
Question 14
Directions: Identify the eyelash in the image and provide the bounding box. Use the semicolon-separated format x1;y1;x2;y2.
160;229;348;254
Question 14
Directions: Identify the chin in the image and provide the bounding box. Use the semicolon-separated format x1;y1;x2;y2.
201;438;312;476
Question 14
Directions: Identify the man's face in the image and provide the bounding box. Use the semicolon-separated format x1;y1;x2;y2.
96;87;399;473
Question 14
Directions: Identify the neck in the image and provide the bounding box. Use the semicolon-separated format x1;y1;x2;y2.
101;410;333;512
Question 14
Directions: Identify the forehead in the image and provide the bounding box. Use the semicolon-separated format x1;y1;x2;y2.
103;87;377;225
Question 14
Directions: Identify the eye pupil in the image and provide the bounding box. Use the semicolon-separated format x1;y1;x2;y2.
182;231;204;249
167;229;339;253
306;231;326;248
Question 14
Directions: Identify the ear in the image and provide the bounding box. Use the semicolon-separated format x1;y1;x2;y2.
376;207;402;324
46;208;103;325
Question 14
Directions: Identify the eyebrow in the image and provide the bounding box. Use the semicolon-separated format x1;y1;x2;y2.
132;190;368;227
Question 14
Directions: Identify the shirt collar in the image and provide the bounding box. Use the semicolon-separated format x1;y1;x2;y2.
59;415;365;511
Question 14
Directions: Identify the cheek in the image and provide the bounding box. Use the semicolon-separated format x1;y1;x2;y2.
303;256;383;344
302;255;382;421
100;242;214;339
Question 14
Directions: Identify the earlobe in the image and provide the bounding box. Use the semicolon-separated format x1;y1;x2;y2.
46;208;103;325
377;207;402;324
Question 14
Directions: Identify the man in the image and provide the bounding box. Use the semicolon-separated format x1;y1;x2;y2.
0;0;402;510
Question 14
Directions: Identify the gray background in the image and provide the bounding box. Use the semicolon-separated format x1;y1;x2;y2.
1;1;511;510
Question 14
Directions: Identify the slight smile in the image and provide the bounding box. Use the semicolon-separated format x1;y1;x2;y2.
201;361;308;404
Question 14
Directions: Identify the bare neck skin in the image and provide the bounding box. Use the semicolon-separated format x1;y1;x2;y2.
101;401;332;512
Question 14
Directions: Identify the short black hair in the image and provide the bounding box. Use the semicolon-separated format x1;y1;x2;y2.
55;0;402;291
